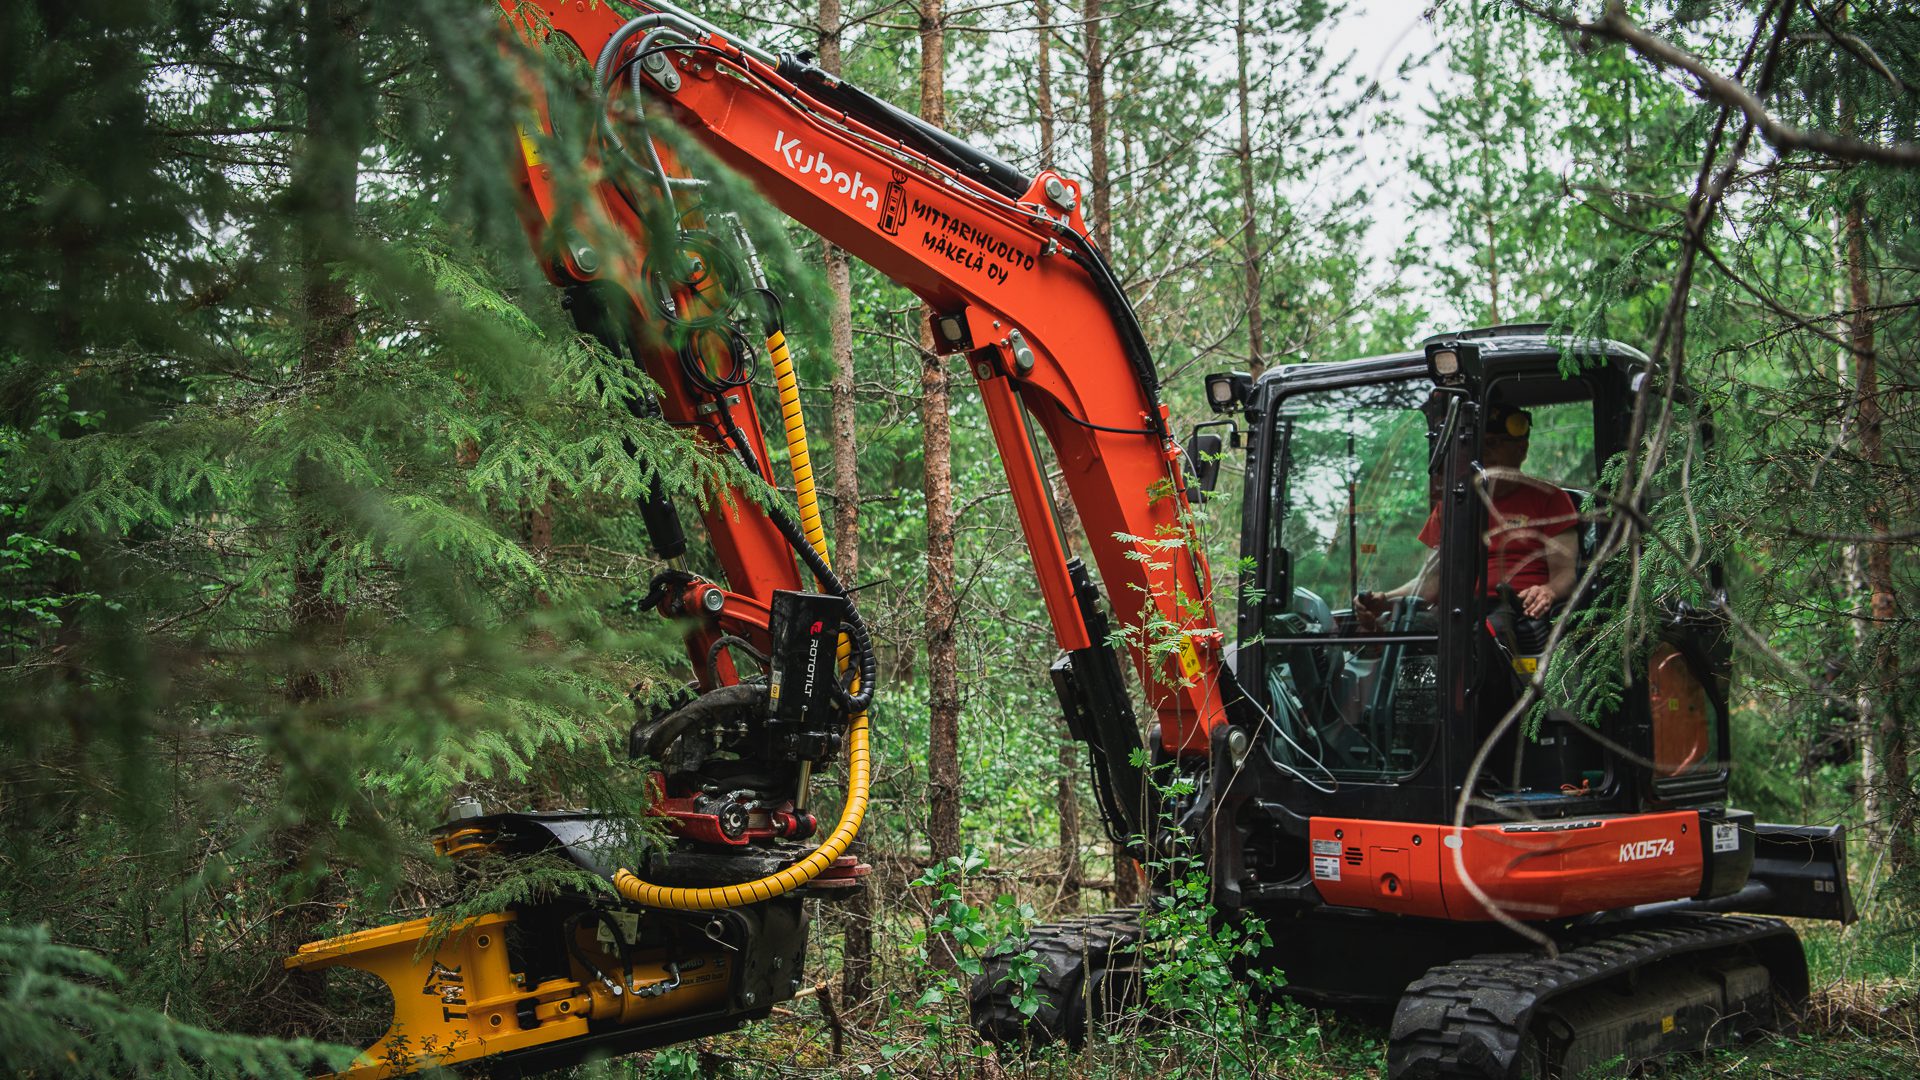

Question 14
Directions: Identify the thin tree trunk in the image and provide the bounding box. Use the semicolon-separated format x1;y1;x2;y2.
1845;194;1910;870
1082;0;1137;906
1035;0;1058;170
817;0;875;1007
918;0;963;970
1234;0;1265;378
1484;204;1500;325
288;0;359;704
1083;0;1111;254
280;0;362;1036
1030;0;1082;914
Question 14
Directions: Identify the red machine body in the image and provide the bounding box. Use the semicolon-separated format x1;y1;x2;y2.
1308;812;1706;921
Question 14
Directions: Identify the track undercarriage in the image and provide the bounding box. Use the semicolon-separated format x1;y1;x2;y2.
971;908;1811;1079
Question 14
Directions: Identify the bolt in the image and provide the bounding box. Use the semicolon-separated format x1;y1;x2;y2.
1043;175;1077;212
742;991;757;1007
1225;727;1250;765
1008;330;1036;375
701;589;725;614
638;54;680;92
571;245;599;274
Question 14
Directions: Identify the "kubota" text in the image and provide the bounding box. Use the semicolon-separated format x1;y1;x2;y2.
774;130;880;211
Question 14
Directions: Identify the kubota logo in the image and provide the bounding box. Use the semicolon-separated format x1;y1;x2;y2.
774;130;880;211
1618;838;1676;862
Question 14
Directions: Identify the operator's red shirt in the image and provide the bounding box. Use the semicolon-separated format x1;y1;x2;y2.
1418;480;1576;594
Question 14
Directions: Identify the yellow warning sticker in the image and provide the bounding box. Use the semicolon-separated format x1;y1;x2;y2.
1178;637;1201;680
1512;656;1539;674
518;126;543;167
1661;1015;1675;1034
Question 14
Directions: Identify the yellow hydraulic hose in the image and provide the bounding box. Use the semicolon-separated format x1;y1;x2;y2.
768;329;830;558
612;328;871;911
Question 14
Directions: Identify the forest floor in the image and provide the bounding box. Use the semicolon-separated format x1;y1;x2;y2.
596;911;1919;1079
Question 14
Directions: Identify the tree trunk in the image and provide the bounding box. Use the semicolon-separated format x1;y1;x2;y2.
917;0;963;970
288;0;360;704
1083;0;1111;254
1234;0;1265;378
1483;204;1501;325
816;0;875;1007
1082;0;1137;906
1845;194;1910;870
280;0;363;1036
1036;0;1057;170
1032;0;1082;912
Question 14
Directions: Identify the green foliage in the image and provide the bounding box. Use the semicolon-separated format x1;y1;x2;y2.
858;850;1041;1076
0;924;347;1078
1;0;1916;1074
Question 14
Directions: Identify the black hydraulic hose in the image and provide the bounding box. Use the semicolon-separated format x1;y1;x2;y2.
644;223;878;716
1062;242;1167;441
598;14;1163;447
775;54;1032;201
642;681;764;761
564;912;628;997
705;633;769;686
718;412;879;714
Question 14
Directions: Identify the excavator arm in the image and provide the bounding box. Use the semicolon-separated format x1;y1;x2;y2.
282;4;1233;1076
515;0;1229;756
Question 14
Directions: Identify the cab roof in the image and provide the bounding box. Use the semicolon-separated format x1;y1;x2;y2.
1255;323;1654;395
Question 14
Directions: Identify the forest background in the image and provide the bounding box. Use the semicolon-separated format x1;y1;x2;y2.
2;0;1916;1076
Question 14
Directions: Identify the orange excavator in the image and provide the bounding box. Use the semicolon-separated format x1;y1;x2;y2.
284;4;1855;1077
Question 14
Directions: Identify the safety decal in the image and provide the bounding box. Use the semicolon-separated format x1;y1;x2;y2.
1177;637;1202;681
1712;822;1740;854
879;170;909;235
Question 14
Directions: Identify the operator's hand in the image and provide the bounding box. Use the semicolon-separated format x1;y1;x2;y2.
1517;584;1557;618
1353;591;1388;632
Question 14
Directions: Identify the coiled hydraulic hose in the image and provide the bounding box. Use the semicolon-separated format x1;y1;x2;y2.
612;320;872;911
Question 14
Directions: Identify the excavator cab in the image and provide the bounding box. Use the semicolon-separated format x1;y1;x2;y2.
1229;325;1708;819
1200;325;1854;1020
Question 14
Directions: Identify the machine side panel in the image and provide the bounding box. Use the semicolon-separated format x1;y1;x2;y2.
1311;812;1704;921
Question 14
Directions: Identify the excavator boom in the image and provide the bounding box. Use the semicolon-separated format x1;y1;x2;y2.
514;0;1228;756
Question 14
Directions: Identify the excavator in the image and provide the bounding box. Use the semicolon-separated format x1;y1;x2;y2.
281;3;1858;1077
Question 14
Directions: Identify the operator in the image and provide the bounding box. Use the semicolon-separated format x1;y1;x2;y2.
1355;403;1577;627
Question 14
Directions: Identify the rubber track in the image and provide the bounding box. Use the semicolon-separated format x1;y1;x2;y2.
1388;913;1802;1079
969;906;1144;1048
